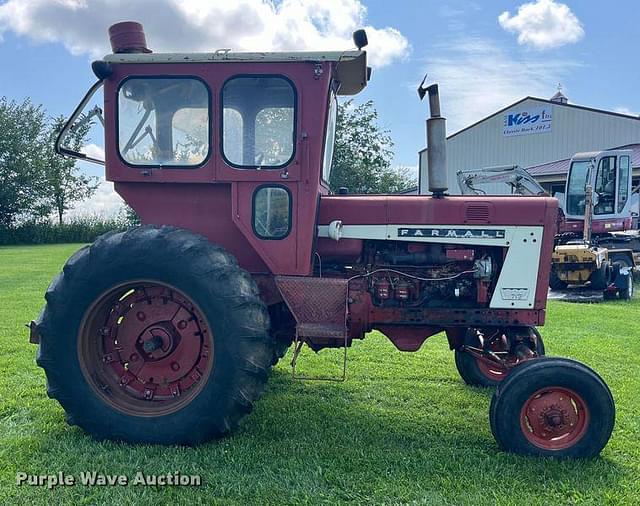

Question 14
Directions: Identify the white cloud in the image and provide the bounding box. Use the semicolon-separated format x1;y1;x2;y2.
0;0;408;67
67;178;124;218
81;143;105;161
498;0;584;49
423;38;581;133
614;106;639;117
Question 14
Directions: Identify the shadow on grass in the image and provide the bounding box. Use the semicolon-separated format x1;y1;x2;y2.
12;365;622;504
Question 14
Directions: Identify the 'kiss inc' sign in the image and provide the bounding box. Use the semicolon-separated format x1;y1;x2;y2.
503;105;552;137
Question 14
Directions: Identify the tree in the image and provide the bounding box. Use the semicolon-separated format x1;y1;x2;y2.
329;100;414;194
0;97;49;227
43;116;99;224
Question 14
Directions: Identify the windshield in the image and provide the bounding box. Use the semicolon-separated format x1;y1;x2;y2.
118;77;210;167
566;160;591;216
221;76;295;168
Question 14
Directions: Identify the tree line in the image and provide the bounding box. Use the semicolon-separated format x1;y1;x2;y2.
0;95;414;234
0;97;98;227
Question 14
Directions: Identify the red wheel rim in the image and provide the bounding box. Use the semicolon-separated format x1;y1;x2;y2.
78;281;214;417
476;358;508;381
519;387;590;450
475;332;509;381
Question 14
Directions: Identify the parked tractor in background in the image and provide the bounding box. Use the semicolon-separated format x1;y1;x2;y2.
551;150;637;298
458;151;638;299
30;22;615;458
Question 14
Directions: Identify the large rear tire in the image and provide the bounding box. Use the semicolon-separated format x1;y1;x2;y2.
36;225;273;445
490;357;614;458
454;327;545;387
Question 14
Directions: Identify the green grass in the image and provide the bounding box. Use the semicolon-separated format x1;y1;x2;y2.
1;244;639;505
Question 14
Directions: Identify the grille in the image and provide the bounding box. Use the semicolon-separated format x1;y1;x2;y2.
465;204;491;223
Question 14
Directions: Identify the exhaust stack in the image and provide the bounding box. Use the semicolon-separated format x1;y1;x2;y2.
425;84;448;196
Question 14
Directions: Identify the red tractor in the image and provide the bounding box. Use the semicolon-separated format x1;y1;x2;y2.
32;22;615;458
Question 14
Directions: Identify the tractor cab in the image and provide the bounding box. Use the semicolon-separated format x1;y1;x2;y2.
561;150;634;235
57;22;369;276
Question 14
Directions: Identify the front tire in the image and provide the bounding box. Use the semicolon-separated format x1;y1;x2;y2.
454;327;545;387
549;269;568;290
36;225;273;445
589;261;611;290
490;357;615;458
619;273;634;300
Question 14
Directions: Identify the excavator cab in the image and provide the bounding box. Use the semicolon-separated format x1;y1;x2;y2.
561;150;633;235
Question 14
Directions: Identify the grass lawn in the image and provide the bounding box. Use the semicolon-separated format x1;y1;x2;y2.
1;244;639;505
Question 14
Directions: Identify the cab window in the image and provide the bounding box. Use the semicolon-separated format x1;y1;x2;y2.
253;186;291;239
222;76;295;168
118;77;210;167
594;156;616;215
618;156;630;213
322;92;338;182
566;160;590;216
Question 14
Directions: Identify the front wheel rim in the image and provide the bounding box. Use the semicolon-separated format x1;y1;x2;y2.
519;386;590;450
78;281;214;417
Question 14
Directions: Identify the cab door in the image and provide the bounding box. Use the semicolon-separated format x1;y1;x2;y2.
212;64;332;275
591;151;632;220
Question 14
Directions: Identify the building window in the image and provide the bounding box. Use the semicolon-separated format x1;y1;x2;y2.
222;76;296;168
118;77;210;167
253;186;291;239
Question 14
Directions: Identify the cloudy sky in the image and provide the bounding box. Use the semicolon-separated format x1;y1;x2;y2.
1;0;638;215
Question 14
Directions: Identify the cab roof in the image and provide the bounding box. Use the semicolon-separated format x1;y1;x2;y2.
102;50;368;95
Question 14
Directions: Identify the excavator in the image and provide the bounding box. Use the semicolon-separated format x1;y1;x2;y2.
457;150;638;299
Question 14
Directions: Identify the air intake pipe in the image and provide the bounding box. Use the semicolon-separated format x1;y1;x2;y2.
108;21;152;54
425;84;448;196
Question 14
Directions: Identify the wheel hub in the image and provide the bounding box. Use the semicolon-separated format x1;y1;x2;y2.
79;282;214;416
139;323;177;359
520;387;589;450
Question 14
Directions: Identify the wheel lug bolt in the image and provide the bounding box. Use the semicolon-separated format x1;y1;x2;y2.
171;362;180;371
136;311;146;321
130;353;139;362
177;320;187;330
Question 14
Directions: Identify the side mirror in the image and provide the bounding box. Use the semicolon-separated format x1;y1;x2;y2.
353;29;368;50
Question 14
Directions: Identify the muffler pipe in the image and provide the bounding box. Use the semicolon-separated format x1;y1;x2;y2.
425;84;448;197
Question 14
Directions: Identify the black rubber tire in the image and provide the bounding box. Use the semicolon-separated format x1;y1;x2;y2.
35;225;273;445
589;261;610;290
609;253;633;270
549;269;568;290
267;303;296;366
489;357;615;458
272;336;294;366
619;274;634;301
454;327;545;388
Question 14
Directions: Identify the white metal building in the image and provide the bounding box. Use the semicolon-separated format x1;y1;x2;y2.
418;92;640;194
